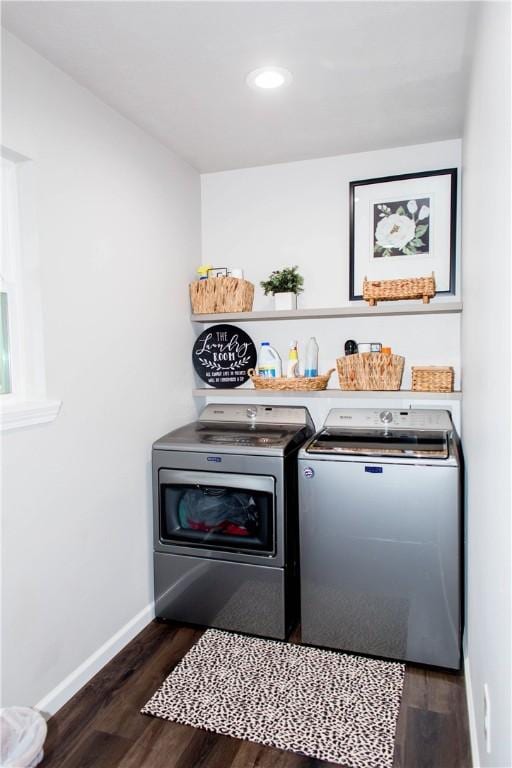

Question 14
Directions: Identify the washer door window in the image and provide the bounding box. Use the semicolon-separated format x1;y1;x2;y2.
159;470;275;555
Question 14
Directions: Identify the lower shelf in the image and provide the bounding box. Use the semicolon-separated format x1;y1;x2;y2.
193;388;462;400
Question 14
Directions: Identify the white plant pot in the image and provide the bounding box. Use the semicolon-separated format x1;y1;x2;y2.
273;292;297;311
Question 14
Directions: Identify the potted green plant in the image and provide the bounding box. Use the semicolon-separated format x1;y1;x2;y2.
260;266;304;311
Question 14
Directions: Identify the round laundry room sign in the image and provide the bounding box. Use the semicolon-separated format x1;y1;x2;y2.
192;324;257;388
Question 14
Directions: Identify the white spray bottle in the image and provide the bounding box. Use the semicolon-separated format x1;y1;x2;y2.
287;340;299;378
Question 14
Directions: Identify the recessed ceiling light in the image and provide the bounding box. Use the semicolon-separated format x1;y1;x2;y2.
246;66;293;90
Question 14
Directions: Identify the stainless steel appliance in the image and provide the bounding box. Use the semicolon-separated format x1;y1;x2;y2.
298;408;462;669
153;404;314;639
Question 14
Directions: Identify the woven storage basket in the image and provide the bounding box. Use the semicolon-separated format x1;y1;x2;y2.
190;277;254;314
337;353;404;391
248;368;335;391
363;272;436;306
412;366;454;393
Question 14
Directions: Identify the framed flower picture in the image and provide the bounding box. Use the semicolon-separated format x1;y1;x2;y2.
349;168;457;300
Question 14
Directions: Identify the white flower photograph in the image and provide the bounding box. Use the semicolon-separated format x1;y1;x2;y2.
373;197;431;258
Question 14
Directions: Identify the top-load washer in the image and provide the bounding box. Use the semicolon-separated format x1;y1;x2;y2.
152;403;314;640
298;408;462;669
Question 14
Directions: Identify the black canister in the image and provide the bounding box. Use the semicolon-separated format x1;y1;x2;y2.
344;339;358;355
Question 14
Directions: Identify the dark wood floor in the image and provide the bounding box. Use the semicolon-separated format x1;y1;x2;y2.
40;621;471;768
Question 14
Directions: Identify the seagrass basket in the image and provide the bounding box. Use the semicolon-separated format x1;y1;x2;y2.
412;366;454;393
248;368;335;391
337;353;405;391
363;272;436;306
189;277;254;314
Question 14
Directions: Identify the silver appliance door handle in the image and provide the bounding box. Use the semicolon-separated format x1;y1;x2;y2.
158;469;275;495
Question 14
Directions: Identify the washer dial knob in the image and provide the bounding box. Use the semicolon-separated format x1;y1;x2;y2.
380;410;393;424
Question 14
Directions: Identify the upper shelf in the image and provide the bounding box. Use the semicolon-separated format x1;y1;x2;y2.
193;388;462;400
191;301;462;323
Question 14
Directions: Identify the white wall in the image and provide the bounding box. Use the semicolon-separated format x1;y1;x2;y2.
201;139;462;418
461;3;511;766
1;31;200;711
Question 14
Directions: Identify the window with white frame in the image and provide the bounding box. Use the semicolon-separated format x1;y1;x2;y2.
1;156;23;397
0;150;61;429
0;288;12;394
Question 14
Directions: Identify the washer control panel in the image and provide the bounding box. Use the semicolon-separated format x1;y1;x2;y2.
323;408;453;431
200;403;312;426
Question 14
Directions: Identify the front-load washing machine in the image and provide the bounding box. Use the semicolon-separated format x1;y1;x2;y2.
298;408;462;669
152;403;314;640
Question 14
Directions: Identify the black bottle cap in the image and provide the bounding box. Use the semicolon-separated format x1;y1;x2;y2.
344;339;358;355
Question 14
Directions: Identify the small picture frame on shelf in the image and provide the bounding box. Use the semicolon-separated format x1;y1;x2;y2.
349;169;457;300
207;267;229;278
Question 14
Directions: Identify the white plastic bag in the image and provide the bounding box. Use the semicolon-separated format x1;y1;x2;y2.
0;707;47;768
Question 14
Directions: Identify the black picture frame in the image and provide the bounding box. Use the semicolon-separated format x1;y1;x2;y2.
349;168;457;301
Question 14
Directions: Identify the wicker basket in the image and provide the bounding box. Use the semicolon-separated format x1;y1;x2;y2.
412;366;454;393
337;353;405;391
190;277;254;314
248;368;335;391
362;273;436;306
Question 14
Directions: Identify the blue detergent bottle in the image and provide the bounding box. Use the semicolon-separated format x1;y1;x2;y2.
305;337;319;377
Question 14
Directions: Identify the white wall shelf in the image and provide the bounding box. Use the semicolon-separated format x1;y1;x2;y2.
191;300;462;324
193;388;462;400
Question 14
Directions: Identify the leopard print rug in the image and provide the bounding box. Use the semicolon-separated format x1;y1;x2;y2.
141;628;404;768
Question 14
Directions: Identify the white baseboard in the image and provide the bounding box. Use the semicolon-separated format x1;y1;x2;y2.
465;652;480;767
35;602;155;718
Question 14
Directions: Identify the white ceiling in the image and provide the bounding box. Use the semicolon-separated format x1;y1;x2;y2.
2;1;476;172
